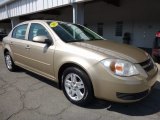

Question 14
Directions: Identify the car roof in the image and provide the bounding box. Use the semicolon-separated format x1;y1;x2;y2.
19;20;69;25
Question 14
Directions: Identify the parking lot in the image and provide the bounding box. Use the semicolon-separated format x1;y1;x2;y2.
0;44;160;120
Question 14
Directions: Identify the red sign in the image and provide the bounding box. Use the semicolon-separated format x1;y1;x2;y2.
156;32;160;38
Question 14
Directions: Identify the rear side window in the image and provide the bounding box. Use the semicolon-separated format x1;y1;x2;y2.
12;24;28;40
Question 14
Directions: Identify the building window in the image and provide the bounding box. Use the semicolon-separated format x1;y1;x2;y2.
115;21;123;36
97;23;103;36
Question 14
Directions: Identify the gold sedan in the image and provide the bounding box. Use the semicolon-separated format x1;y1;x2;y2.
2;20;158;106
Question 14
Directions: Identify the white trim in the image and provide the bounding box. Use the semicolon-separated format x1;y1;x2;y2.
0;0;15;7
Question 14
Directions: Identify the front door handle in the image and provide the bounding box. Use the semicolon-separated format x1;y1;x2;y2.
25;45;30;49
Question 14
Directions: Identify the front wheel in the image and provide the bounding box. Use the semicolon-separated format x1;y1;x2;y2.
62;67;93;106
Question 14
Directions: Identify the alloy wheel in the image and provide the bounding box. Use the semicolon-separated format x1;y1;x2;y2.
5;54;12;70
64;73;85;101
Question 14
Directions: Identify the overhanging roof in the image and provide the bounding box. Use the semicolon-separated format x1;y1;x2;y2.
0;0;15;7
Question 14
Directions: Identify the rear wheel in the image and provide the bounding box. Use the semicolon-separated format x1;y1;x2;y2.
62;67;93;106
4;52;17;71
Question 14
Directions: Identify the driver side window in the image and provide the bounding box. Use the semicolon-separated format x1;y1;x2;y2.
28;23;51;41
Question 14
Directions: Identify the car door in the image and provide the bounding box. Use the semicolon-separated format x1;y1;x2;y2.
10;24;31;66
26;23;55;79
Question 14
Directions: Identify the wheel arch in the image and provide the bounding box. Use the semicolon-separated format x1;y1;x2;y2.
58;62;95;97
4;48;9;55
3;45;14;61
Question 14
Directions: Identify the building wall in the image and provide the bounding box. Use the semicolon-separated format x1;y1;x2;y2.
85;0;160;48
0;22;11;33
0;0;160;49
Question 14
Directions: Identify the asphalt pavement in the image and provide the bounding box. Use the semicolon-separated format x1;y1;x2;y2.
0;45;160;120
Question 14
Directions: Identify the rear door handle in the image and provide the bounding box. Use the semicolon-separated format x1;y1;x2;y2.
25;45;30;49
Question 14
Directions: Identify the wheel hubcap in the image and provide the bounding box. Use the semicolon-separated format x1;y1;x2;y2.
5;55;12;70
64;73;85;101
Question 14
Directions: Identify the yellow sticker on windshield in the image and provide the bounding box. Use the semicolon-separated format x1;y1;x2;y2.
50;22;58;28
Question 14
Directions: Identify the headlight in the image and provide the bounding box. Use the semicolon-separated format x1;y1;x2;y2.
101;59;139;77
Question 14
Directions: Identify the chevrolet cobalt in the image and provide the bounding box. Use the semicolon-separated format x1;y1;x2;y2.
2;20;158;105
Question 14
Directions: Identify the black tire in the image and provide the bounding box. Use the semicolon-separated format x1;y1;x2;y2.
62;67;93;106
4;52;17;72
152;56;157;62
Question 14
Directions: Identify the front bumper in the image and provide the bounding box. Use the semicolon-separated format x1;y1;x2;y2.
116;90;149;100
88;63;158;103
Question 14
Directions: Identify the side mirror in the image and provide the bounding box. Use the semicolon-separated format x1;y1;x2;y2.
33;36;52;45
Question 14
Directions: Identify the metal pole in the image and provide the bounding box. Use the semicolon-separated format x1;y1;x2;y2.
73;3;77;24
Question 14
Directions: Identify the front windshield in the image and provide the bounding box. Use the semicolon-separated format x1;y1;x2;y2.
47;21;104;42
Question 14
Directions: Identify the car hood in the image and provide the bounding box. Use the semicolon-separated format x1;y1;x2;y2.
70;40;148;63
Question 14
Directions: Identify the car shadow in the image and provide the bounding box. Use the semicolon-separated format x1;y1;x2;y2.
87;81;160;116
21;68;160;116
22;69;59;89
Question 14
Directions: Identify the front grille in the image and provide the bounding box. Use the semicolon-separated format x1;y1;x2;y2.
139;58;154;72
